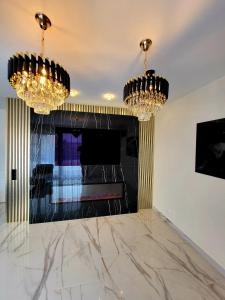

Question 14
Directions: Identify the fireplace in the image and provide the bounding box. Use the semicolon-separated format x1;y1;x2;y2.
51;182;124;204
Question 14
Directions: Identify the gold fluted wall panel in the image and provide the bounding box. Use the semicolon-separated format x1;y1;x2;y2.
6;100;153;222
57;103;131;116
6;98;30;222
138;117;154;209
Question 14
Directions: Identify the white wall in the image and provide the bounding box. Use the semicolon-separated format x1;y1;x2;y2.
0;99;6;202
154;75;225;270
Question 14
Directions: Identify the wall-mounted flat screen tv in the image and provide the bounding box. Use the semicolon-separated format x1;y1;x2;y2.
55;128;121;166
195;118;225;179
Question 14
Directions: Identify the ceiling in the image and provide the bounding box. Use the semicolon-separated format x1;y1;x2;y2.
1;0;225;107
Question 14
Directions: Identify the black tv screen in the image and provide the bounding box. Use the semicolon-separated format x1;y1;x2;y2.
195;118;225;179
55;128;121;166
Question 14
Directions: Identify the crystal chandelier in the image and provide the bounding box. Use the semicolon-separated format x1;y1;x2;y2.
123;39;169;121
8;13;70;115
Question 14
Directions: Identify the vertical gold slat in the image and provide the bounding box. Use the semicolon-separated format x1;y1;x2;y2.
17;100;20;219
26;102;30;221
6;100;11;222
13;100;16;222
13;100;15;220
8;100;12;222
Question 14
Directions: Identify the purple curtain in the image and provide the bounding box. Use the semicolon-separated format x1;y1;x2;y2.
56;133;82;166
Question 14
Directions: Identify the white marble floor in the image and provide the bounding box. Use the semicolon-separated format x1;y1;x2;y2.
0;202;6;225
0;204;225;300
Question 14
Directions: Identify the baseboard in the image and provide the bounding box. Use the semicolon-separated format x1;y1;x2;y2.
153;206;225;278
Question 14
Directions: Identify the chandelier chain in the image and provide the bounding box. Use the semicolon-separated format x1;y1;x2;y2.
144;50;148;75
41;29;45;57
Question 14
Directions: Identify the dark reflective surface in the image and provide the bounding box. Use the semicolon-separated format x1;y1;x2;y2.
196;118;225;179
30;110;138;223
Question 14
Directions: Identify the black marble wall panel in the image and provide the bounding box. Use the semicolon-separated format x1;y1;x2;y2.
30;110;138;223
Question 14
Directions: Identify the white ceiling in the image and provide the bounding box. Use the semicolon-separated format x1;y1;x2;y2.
1;0;225;106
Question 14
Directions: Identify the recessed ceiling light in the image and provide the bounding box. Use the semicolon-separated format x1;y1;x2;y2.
102;93;116;101
70;89;80;97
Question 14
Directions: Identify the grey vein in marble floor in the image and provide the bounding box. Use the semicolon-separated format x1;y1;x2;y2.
0;202;6;225
0;208;225;300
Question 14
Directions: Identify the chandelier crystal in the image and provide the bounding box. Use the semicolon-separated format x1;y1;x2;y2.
123;39;169;121
8;13;70;115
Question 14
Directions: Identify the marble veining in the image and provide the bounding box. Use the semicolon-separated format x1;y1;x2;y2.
0;203;6;225
30;110;138;223
0;209;225;299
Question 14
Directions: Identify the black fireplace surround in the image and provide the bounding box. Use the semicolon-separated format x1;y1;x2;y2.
30;110;139;223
